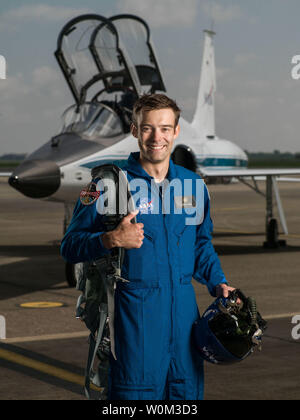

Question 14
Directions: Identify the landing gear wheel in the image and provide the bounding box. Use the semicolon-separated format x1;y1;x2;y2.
222;177;233;185
268;218;278;245
263;218;286;249
65;262;84;288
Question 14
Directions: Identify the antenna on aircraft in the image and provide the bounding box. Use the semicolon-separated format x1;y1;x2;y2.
208;0;215;34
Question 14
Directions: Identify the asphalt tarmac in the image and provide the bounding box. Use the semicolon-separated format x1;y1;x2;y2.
0;176;299;400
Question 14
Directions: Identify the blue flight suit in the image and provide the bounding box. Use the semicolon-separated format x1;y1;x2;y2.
61;152;227;400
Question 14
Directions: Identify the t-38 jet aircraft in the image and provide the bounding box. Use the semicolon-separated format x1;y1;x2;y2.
3;14;300;286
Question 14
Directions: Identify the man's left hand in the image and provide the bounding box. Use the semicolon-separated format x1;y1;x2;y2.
216;283;236;298
216;284;242;304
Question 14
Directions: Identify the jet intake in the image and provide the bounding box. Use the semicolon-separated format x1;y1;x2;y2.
9;159;61;199
171;144;197;173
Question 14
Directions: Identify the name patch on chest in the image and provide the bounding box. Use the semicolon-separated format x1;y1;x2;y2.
174;195;196;209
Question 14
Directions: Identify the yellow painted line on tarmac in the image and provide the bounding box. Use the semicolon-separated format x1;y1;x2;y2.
216;207;257;212
20;302;64;309
0;346;99;391
282;233;300;239
213;228;258;235
0;347;84;386
214;228;300;238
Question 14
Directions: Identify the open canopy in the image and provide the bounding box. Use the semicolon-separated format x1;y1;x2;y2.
60;102;124;139
55;13;166;106
108;15;165;93
55;15;109;106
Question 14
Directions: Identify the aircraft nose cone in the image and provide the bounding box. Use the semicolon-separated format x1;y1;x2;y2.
9;159;61;198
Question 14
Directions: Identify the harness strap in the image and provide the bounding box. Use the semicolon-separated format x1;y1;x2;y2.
84;303;108;400
81;164;135;399
106;248;127;360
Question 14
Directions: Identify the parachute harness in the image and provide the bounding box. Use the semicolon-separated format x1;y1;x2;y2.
75;164;135;399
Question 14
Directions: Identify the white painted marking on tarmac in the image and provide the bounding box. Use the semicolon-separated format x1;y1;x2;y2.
0;331;89;344
263;312;300;320
0;257;29;266
1;313;299;343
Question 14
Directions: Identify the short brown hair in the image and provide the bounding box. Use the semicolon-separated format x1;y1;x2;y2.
132;93;181;127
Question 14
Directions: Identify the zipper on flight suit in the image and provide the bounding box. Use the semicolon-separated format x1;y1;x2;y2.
157;182;174;354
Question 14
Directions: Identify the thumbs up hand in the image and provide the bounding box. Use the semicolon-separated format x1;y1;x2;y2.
101;211;144;250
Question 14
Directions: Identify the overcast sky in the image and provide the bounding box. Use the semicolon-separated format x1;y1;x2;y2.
1;0;300;155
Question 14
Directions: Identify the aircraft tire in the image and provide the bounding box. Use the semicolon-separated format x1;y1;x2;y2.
222;177;233;184
264;218;287;248
267;218;278;245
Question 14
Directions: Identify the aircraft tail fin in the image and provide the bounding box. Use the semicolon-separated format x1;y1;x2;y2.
191;30;216;138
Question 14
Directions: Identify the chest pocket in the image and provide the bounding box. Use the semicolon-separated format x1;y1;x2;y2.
175;224;196;284
120;228;159;289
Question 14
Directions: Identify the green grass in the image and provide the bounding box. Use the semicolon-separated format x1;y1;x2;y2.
1;158;300;170
0;160;22;169
248;159;300;168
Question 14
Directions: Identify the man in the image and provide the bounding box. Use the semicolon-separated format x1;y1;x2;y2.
61;93;235;400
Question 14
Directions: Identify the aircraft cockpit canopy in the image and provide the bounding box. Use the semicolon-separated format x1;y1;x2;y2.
55;13;166;105
60;102;123;139
109;15;165;93
55;15;108;106
55;13;166;137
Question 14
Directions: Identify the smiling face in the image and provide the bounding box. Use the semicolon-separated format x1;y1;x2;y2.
131;108;180;166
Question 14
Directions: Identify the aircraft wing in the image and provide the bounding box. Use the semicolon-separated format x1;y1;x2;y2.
199;167;300;178
0;172;12;177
